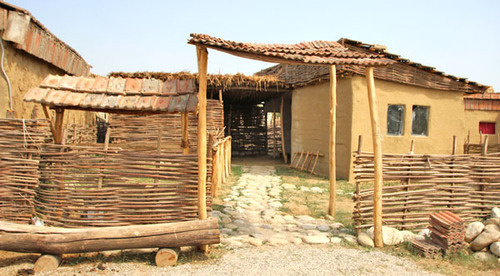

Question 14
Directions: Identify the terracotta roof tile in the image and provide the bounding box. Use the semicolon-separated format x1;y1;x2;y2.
188;33;394;66
25;74;197;113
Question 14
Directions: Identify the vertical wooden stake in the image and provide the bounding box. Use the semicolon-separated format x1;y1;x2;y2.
452;135;457;155
409;139;415;154
328;65;337;217
272;105;277;159
98;127;111;189
196;46;208;253
280;94;288;163
482;135;489;155
41;105;56;139
366;67;384;248
181;112;190;154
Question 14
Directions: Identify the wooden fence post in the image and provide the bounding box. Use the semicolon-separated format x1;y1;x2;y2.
280;94;287;164
366;67;384;248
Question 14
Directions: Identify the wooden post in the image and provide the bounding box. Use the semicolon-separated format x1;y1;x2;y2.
98;127;111;189
41;105;56;141
272;100;277;159
181;112;190;154
280;94;288;163
409;140;415;154
357;135;363;153
452;135;457;155
54;108;65;144
482;135;489;155
365;67;384;248
328;65;337;217
196;46;208;253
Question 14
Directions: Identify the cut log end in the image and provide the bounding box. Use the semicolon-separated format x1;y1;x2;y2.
155;247;180;267
34;254;61;273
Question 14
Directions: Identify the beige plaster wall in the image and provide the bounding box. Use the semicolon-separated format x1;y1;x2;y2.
0;42;92;125
463;110;500;145
291;78;353;179
350;75;467;178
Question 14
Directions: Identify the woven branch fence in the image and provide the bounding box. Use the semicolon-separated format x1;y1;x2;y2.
0;118;214;227
0;119;52;223
109;100;223;152
353;152;500;231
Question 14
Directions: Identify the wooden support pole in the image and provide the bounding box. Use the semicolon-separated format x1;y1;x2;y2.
409;140;415;154
41;105;56;141
196;46;208;253
280;94;288;164
54;108;65;144
328;65;337;217
181;112;190;154
357;135;363;153
156;247;180;267
98;127;111;188
366;67;384;248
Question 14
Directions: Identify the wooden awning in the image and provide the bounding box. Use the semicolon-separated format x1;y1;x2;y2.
188;33;394;66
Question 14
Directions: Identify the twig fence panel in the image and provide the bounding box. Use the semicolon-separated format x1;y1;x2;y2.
0;119;52;224
0;118;214;227
65;123;97;145
353;152;500;231
211;136;232;197
109;100;223;152
36;144;213;227
267;114;282;157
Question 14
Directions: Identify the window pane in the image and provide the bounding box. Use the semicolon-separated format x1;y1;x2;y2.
411;106;429;136
479;122;496;134
387;105;404;135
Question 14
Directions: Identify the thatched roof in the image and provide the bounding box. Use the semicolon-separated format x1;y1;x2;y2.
109;71;287;92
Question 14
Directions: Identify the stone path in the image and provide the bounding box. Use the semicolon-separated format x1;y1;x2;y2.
210;165;356;247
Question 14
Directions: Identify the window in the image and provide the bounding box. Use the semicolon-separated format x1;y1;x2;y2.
411;105;429;136
479;122;496;134
387;105;404;135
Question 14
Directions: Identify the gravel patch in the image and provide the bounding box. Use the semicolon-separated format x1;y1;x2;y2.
13;245;440;276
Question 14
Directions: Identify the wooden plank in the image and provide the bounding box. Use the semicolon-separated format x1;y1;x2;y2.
366;67;383;248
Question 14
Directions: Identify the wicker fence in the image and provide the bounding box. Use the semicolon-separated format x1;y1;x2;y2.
0;119;52;224
353;152;500;231
211;136;232;197
0;118;214;227
109;99;224;152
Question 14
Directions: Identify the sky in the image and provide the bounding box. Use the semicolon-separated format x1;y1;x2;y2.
8;0;500;90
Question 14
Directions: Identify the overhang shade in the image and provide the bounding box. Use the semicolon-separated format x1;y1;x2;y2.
188;33;395;66
24;75;198;114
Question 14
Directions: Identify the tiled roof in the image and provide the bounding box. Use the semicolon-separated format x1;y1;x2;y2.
188;34;395;66
256;39;491;93
24;75;198;113
464;93;500;111
0;1;90;76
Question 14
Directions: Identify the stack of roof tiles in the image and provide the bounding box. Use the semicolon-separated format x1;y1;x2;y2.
411;211;466;258
428;211;467;255
24;75;198;113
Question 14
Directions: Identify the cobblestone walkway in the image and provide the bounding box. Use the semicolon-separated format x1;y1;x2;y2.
211;165;357;247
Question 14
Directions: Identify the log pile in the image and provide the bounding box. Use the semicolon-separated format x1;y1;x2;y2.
109;100;223;152
353;152;500;230
0;119;52;223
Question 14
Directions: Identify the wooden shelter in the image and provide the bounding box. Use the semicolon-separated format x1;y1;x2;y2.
187;33;394;247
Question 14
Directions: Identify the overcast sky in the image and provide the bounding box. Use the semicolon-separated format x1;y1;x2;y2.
9;0;500;91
